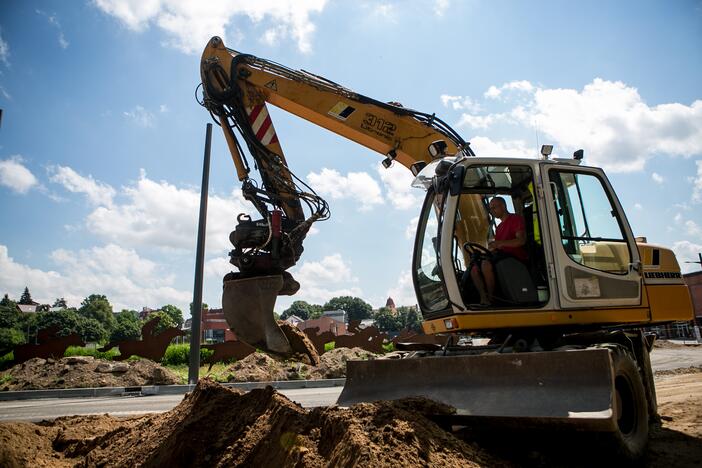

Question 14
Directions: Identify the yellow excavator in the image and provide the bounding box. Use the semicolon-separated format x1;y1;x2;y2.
199;37;694;459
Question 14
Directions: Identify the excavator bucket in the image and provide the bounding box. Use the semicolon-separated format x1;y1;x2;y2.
337;348;618;431
221;274;292;355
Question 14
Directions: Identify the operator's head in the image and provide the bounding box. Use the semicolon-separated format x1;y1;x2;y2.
489;197;508;218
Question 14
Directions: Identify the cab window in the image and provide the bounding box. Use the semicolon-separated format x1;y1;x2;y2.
549;171;631;274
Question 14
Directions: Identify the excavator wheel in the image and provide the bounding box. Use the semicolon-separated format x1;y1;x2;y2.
608;348;649;461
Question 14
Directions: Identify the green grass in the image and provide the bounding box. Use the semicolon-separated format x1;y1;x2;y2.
165;363;232;384
324;341;335;352
382;342;395;353
64;346;120;360
0;373;12;386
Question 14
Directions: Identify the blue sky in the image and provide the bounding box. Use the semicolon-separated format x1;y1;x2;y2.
1;0;701;315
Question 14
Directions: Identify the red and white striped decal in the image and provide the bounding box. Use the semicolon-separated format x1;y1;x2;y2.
247;104;279;146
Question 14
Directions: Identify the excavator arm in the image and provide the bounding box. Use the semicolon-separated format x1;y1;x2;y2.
199;36;473;354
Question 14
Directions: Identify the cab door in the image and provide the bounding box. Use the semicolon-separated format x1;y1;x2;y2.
544;166;641;308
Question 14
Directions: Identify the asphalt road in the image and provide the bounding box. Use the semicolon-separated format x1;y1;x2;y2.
1;346;699;423
0;386;344;422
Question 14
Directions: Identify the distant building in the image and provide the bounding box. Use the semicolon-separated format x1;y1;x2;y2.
385;297;397;315
322;309;346;324
299;316;348;336
650;271;702;340
16;304;38;313
139;307;159;320
201;308;237;343
284;315;304;327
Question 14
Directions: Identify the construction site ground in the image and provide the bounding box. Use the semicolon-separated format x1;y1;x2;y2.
0;343;700;467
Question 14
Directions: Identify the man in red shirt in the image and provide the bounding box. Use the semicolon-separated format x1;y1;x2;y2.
470;196;527;305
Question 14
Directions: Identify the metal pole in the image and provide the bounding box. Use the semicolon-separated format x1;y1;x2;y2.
188;123;212;385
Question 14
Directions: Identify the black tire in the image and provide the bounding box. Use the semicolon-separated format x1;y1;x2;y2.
609;348;649;461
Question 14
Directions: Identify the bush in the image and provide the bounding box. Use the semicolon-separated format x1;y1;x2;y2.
0;351;14;370
64;346;120;360
324;341;335;352
161;344;213;366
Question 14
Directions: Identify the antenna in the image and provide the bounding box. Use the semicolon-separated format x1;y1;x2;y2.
685;252;702;270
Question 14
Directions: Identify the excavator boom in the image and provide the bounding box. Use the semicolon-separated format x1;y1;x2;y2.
200;36;472;354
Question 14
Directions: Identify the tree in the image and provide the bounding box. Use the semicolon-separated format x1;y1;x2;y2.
373;307;400;332
396;306;422;333
19;287;34;305
1;294;16;308
78;294;115;331
34;309;81;336
109;310;142;342
52;298;68;308
0;303;20;329
281;301;326;321
76;317;108;343
110;319;142;342
160;304;184;327
190;302;209;314
323;296;373;322
146;311;177;335
0;328;25;353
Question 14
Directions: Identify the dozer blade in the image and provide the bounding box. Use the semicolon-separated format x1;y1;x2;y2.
337;348;618;431
222;274;292;355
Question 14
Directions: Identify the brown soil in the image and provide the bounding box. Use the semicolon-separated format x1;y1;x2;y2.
653;339;701;349
0;364;700;467
655;365;702;376
0;379;506;467
1;357;179;391
226;347;376;382
279;321;321;366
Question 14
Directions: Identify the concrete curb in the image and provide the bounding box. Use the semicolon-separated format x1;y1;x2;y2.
0;378;346;401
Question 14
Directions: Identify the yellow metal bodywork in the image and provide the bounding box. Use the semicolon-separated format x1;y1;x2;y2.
201;37;693;337
423;242;694;334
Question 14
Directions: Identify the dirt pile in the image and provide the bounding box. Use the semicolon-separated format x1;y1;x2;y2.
655;365;702;376
226;347;377;382
1;357;179;391
654;339;700;349
0;379;505;467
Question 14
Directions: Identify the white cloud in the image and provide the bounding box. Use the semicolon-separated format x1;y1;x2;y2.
671;240;702;274
0;244;191;311
0;29;9;67
460;78;702;172
440;95;481;113
405;216;419;239
651;172;664;184
306;168;383;211
484;80;534;99
288;253;362;304
36;10;70;49
49;165;116;207
376;162;422;210
469;136;533;158
685;220;702;238
92;0;328;54
159;104;169;113
433;0;450;16
204;256;232;278
0;156;39;194
633;203;643;210
86;169;249;252
456;113;504;129
0;85;11;101
123;105;155;127
692;160;702;203
386;270;417;307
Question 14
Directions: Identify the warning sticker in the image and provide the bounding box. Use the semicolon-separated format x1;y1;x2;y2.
328;101;356;121
573;277;601;298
